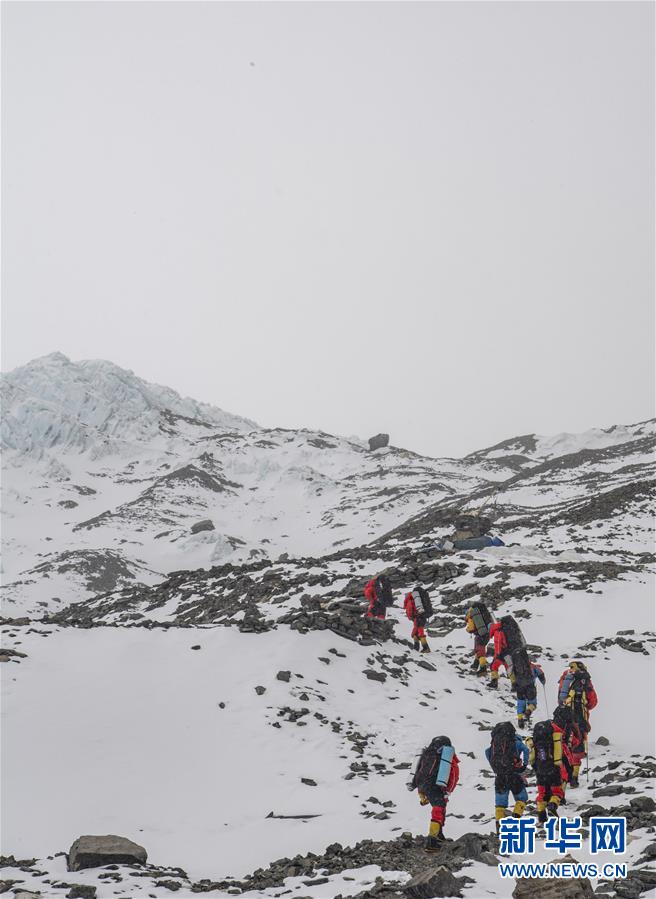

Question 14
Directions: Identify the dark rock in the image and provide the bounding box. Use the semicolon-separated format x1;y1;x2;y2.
630;796;656;813
513;858;595;897
595;736;610;746
67;835;147;872
364;669;387;682
190;645;201;650
254;685;266;695
301;778;317;786
404;865;467;898
190;519;215;535
276;670;291;682
592;784;629;798
67;886;97;898
368;434;390;452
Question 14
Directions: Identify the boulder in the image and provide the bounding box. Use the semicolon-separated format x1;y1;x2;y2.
190;519;215;535
630;795;656;813
67;887;97;898
67;835;147;872
404;865;466;898
368;433;390;451
513;856;594;898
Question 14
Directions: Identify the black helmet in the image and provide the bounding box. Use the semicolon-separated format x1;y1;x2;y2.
430;735;452;749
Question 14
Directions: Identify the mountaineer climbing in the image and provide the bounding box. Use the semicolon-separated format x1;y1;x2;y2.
404;586;433;652
408;735;460;850
489;615;524;691
464;602;493;676
485;721;530;831
557;661;598;786
551;704;582;793
514;657;545;729
527;716;568;823
364;574;394;620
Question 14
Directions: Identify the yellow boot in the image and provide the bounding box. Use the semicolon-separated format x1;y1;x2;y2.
513;800;526;818
495;806;507;833
420;636;431;654
476;656;488;677
489;671;499;690
537;800;547;824
426;820;443;851
570;765;580;788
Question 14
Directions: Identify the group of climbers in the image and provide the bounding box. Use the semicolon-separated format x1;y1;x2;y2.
467;604;599;826
484;667;598;830
363;574;432;653
362;576;599;847
466;603;546;729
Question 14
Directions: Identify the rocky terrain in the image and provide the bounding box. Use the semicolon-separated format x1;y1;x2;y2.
1;355;654;898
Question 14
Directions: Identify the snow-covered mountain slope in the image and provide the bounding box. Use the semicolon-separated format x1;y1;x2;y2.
2;569;654;898
1;355;512;617
467;420;655;468
1;355;655;899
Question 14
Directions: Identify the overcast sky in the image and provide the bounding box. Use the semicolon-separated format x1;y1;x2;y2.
2;2;653;457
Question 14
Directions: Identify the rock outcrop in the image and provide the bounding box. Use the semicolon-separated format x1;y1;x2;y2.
67;835;147;872
369;433;390;451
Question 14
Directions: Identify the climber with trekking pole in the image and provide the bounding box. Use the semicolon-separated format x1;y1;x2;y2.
515;658;546;730
557;661;598;788
485;721;530;832
364;574;394;620
489;615;525;691
464;602;494;676
404;586;433;653
408;735;460;850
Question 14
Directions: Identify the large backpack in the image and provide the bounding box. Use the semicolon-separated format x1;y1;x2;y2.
558;672;575;705
532;720;555;773
500;615;526;652
489;722;519;774
565;670;592;729
512;647;534;691
413;586;433;618
374;575;394;608
468;602;494;639
415;737;454;793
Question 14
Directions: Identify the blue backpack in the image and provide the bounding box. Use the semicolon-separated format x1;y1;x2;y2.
435;745;455;788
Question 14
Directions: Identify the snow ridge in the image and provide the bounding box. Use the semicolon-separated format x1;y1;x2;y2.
1;352;258;453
